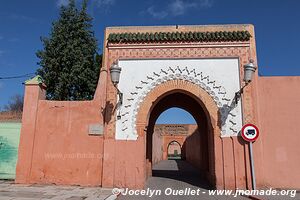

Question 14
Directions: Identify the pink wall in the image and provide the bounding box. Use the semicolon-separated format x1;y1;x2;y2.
32;101;103;186
101;138;146;189
185;129;203;170
16;84;104;186
17;72;300;190
16;24;300;190
152;130;163;164
258;76;300;189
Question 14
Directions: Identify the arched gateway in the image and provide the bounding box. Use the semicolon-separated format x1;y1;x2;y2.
100;25;255;189
16;24;300;190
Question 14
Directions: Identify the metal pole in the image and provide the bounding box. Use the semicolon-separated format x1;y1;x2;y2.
249;142;256;190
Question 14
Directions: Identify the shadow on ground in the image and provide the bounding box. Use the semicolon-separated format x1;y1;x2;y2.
152;159;212;189
117;160;248;200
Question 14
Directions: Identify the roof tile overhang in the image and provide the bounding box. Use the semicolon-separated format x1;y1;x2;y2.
107;30;251;44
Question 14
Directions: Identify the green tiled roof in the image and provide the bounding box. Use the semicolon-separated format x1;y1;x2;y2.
107;31;251;43
25;75;44;85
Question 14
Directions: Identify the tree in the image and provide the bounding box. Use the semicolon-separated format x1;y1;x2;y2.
4;94;23;112
36;0;101;100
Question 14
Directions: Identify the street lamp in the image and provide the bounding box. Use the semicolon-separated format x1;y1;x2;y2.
234;60;257;104
110;61;123;119
110;62;122;85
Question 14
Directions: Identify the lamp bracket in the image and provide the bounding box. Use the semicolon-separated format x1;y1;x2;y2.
234;81;250;105
113;84;123;106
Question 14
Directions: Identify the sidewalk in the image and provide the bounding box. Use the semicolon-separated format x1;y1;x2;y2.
1;180;298;200
0;180;114;200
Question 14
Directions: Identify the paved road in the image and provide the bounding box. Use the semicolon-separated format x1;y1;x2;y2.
117;160;248;200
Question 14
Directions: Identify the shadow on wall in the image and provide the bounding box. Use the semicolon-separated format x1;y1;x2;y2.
182;127;209;179
102;101;115;124
217;98;237;128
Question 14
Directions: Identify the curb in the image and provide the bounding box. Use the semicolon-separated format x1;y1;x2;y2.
246;195;264;200
105;194;118;200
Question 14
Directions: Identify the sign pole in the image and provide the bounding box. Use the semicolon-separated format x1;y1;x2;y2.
241;124;259;190
249;141;256;190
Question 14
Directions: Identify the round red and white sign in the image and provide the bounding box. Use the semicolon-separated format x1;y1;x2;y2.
241;124;259;142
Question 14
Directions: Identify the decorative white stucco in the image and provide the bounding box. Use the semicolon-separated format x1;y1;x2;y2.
115;59;242;140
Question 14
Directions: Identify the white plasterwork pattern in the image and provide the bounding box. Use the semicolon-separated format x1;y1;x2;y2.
116;65;241;140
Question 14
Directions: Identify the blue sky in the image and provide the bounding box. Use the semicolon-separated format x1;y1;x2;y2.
0;0;299;123
156;108;196;124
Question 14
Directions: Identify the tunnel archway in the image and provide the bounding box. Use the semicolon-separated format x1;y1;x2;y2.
153;107;196;163
146;92;210;181
136;79;222;187
167;140;182;160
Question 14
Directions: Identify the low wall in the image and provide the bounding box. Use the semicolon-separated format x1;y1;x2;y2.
16;88;105;186
16;74;300;189
101;137;146;189
258;76;300;189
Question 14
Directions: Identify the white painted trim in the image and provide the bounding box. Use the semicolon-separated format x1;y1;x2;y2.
115;59;242;140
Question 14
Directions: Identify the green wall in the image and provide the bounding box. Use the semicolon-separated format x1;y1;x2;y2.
0;122;21;179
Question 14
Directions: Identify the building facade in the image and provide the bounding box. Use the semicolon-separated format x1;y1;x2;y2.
15;25;300;190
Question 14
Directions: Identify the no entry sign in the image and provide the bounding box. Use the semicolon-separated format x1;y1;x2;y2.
241;124;259;142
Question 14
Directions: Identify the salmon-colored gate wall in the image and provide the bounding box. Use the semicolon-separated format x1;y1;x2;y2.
16;24;300;190
16;24;259;189
257;76;300;189
16;84;104;186
101;25;259;189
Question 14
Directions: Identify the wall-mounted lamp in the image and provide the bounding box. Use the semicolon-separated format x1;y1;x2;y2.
234;60;257;105
110;61;123;119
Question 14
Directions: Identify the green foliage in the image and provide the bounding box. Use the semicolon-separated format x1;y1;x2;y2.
107;30;252;43
36;0;101;100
